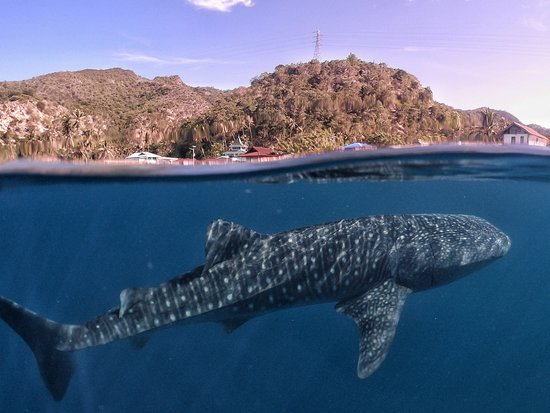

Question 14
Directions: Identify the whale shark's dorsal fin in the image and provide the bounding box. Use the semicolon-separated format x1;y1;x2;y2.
204;220;269;270
336;280;411;379
119;287;151;318
119;266;205;318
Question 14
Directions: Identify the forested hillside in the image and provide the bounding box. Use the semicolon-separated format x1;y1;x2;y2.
0;68;219;160
0;56;539;161
175;55;518;158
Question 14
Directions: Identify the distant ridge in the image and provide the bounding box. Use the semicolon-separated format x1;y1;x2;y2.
0;57;546;161
527;124;550;137
0;68;221;160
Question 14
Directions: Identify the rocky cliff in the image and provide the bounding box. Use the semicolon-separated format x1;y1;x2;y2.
0;68;219;160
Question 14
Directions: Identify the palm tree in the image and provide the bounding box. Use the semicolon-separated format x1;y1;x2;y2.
61;109;85;150
480;107;497;143
93;139;115;160
245;115;254;143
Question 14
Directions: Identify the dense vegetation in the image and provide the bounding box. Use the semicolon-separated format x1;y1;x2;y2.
176;55;521;158
0;69;217;160
0;57;545;161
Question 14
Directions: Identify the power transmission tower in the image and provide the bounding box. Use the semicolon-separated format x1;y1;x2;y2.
313;29;321;61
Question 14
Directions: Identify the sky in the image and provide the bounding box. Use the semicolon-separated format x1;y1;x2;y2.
1;0;549;126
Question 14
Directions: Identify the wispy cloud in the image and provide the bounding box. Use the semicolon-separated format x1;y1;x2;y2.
114;52;235;65
522;16;548;32
186;0;253;12
521;1;549;31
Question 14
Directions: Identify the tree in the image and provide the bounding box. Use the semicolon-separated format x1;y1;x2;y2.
366;132;404;147
61;109;85;149
480;107;497;142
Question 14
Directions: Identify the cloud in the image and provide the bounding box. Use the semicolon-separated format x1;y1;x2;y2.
114;52;226;65
115;53;165;63
522;16;548;32
186;0;253;12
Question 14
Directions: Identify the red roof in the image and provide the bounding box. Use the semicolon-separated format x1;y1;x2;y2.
240;146;280;157
501;122;549;142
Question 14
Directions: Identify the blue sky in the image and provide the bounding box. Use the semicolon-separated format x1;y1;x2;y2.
2;0;549;126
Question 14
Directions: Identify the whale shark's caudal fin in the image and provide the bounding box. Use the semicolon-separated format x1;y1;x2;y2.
0;296;75;401
336;280;411;379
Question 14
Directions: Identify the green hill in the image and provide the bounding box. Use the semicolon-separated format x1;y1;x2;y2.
176;55;519;158
0;57;540;161
0;68;219;160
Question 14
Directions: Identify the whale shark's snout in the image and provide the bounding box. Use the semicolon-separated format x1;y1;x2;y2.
395;215;511;291
489;227;511;258
447;215;511;262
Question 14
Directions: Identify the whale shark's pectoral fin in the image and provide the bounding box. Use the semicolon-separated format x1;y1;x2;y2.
204;220;269;270
336;280;411;379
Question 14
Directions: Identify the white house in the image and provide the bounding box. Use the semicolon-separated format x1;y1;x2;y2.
500;122;550;146
126;151;178;164
221;137;248;158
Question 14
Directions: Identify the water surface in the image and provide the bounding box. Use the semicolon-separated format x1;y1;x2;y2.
1;145;549;412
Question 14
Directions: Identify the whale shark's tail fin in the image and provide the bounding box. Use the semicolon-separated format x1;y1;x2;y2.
0;296;74;401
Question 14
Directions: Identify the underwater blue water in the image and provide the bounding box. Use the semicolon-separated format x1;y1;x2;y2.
1;147;550;412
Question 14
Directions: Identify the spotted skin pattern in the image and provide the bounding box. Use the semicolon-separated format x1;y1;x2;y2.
0;214;510;400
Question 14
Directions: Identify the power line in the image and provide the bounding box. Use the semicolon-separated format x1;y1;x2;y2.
313;29;321;60
169;29;550;63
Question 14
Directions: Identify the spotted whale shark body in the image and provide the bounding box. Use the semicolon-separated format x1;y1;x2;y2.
0;214;510;400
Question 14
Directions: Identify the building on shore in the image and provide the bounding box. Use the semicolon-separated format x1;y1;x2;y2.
499;122;550;146
239;146;281;161
221;137;248;158
126;151;178;164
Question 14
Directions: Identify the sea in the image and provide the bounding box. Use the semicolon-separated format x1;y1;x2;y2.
0;144;549;413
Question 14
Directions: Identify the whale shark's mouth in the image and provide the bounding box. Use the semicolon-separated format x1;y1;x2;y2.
427;257;501;289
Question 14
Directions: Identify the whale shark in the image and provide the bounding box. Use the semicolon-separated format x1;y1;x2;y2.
0;214;510;400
